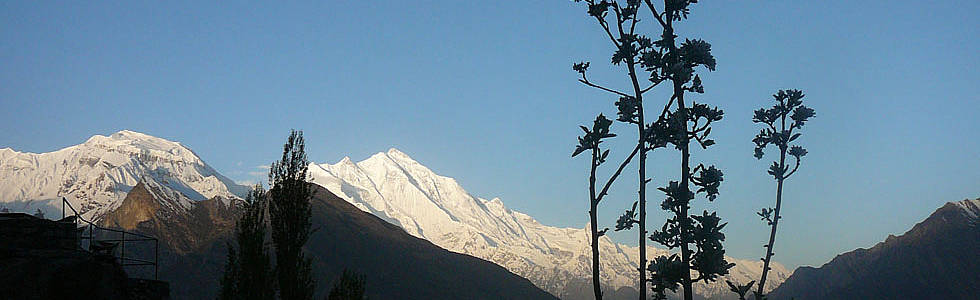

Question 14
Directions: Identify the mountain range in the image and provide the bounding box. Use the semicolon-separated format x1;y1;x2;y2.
97;177;555;299
769;198;980;299
0;130;247;220
310;148;789;298
0;130;789;299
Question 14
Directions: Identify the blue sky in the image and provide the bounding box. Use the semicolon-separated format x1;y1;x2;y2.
1;1;977;269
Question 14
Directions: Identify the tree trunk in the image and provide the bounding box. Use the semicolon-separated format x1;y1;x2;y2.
757;148;787;295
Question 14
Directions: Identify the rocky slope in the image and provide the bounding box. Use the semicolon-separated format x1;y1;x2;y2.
100;179;239;254
309;148;790;298
769;198;980;299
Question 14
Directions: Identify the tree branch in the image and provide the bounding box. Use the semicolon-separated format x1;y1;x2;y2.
642;0;668;28
783;155;802;179
596;143;642;203
640;81;660;94
579;74;631;97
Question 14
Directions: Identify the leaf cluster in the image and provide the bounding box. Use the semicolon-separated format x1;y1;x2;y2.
752;90;814;180
573;114;617;161
752;90;813;157
725;280;755;300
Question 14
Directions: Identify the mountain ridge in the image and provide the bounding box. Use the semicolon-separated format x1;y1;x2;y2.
769;198;980;299
0;130;248;220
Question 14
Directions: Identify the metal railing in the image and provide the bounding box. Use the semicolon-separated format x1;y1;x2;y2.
62;197;159;280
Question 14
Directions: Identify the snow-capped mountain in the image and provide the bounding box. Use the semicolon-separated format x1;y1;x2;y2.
0;130;247;220
309;148;790;298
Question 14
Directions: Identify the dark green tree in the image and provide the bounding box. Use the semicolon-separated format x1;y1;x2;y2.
239;185;276;300
269;130;316;300
573;1;733;299
218;242;240;300
218;184;275;300
751;89;814;298
327;269;367;300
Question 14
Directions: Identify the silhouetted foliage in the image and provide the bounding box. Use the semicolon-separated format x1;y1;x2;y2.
751;89;814;299
570;0;684;297
327;269;367;300
269;130;316;300
571;1;735;299
573;114;630;300
726;280;755;300
218;242;240;300
219;185;275;300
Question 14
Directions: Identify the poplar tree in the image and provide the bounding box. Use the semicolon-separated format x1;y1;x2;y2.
218;185;274;300
269;130;316;300
327;269;367;300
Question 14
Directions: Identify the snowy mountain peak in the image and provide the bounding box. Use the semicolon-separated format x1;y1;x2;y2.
80;130;201;163
0;130;246;220
952;198;980;219
309;149;791;298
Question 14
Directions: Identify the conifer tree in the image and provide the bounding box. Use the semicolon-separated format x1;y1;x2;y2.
269;130;316;300
218;242;239;300
327;269;367;300
219;185;274;300
239;185;275;300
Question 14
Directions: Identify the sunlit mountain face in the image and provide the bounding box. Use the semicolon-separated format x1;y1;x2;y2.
309;148;789;298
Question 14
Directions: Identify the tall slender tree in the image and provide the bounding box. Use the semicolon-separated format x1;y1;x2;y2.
573;114;638;300
269;130;316;300
327;269;367;300
219;184;275;300
572;1;733;299
218;242;240;300
640;1;734;299
750;89;815;298
571;1;675;297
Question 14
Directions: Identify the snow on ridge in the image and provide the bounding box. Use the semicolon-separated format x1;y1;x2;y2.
309;148;791;297
0;130;245;220
952;198;980;219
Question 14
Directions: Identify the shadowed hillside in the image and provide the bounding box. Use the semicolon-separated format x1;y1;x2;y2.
101;183;556;299
770;199;980;299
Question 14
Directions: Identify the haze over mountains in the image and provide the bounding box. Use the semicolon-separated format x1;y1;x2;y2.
0;130;818;298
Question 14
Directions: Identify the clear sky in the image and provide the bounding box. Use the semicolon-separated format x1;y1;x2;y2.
1;1;977;269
